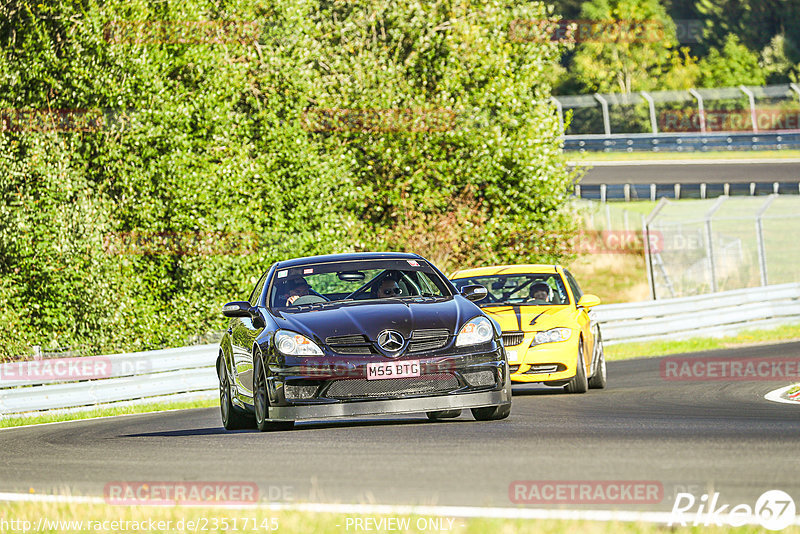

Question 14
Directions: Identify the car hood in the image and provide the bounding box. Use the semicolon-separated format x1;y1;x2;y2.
272;297;480;343
480;305;575;332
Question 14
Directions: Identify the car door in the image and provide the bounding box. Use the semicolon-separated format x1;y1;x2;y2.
563;269;595;372
229;272;268;402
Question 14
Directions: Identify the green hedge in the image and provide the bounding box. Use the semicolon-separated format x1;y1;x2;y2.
0;0;576;358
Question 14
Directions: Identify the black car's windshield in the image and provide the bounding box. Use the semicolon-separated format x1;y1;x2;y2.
268;259;451;310
451;273;569;306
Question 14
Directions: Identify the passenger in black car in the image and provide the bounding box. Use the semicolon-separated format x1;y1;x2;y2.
371;274;402;299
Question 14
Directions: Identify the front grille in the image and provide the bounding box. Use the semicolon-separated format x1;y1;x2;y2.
502;332;525;347
509;365;521;374
408;329;449;352
326;334;374;355
324;373;459;399
463;370;496;387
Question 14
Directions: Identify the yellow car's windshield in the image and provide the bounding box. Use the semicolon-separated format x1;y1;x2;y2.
452;273;569;306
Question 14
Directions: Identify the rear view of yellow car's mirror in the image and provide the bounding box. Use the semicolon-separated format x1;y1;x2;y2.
578;294;601;309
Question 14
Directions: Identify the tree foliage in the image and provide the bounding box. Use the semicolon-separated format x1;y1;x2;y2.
697;33;767;88
571;0;678;93
0;0;577;357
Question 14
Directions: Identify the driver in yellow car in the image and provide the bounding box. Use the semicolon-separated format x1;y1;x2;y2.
530;282;552;302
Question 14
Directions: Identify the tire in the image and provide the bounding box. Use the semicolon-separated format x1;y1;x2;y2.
471;404;511;421
426;409;462;421
219;358;255;431
564;338;589;394
253;353;294;432
588;333;607;390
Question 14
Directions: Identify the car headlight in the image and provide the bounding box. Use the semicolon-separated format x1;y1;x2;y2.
530;328;572;346
455;316;495;347
275;330;323;356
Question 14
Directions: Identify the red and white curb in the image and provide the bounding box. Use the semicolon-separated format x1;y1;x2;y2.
765;383;800;405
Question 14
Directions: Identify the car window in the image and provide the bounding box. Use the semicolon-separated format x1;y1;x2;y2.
248;271;269;306
268;259;452;310
563;270;583;301
451;273;569;306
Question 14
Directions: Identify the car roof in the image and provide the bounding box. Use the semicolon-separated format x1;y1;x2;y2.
449;264;562;278
274;252;425;269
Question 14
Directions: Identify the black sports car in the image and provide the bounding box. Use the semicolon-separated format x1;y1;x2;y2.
218;252;511;431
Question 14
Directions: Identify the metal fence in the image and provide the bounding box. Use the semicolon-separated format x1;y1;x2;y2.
644;195;800;298
555;83;800;136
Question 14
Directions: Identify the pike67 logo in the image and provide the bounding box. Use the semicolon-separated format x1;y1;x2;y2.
669;490;796;530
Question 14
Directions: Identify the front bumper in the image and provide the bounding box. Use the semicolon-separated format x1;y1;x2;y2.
267;389;510;421
506;336;579;383
261;345;510;420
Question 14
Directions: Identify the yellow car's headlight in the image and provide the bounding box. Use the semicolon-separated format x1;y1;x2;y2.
530;328;572;347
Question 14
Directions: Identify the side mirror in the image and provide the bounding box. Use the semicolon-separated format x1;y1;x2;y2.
222;301;255;318
577;294;601;309
461;284;488;302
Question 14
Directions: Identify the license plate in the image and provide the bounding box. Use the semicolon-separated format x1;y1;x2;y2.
507;350;518;363
366;360;421;380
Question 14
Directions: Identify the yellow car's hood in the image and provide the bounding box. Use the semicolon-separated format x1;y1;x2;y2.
481;305;574;332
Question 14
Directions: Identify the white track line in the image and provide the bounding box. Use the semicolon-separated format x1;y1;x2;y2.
765;384;800;404
2;492;799;527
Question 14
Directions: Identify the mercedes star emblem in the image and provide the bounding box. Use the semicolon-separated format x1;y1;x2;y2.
377;330;404;353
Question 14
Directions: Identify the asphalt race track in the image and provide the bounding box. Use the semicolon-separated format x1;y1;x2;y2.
1;342;798;513
578;160;800;185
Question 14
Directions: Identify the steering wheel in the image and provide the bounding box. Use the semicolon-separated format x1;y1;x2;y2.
289;294;328;306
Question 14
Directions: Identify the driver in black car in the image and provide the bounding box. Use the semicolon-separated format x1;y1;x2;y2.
285;277;312;306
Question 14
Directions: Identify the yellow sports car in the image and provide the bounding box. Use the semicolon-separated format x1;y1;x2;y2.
450;265;606;393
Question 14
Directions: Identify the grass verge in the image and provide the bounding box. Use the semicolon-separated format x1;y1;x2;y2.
566;149;800;162
0;398;217;429
605;322;800;361
0;501;794;534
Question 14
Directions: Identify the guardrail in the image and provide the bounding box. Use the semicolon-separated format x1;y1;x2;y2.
563;131;800;153
575;181;800;202
0;345;218;416
595;283;800;345
2;284;798;415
